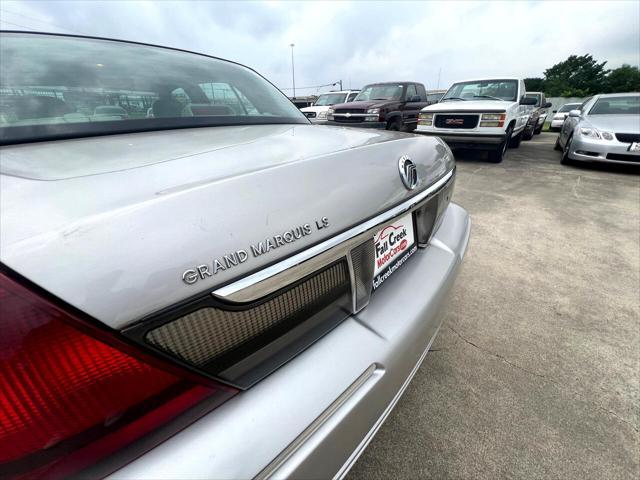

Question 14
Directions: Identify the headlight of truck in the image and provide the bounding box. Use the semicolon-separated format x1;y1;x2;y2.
418;112;433;126
317;111;327;119
479;113;506;127
365;108;380;122
327;108;334;120
579;128;614;140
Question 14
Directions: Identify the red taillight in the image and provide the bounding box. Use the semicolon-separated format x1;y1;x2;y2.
0;270;237;479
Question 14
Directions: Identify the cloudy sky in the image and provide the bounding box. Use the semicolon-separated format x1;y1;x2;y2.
1;0;638;95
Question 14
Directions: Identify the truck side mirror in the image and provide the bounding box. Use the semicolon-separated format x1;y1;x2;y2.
568;110;581;118
552;110;557;113
543;102;552;108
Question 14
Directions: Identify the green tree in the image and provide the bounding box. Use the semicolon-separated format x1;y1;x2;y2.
543;54;609;96
605;64;640;93
524;77;545;92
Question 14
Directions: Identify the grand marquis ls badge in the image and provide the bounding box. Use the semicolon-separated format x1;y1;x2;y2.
182;217;330;285
398;155;417;190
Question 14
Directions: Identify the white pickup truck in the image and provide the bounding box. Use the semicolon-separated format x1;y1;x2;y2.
300;90;359;123
416;78;537;162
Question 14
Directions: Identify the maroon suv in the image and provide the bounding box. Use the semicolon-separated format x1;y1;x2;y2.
327;81;430;132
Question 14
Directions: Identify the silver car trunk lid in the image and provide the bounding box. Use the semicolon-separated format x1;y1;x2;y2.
0;124;452;329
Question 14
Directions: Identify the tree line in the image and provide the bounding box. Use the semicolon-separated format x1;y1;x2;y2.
524;54;640;97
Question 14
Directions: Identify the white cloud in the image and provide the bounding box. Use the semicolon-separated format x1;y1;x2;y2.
1;0;638;94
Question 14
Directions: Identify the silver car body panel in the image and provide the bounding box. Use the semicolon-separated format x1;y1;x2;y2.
0;124;453;328
108;202;470;480
213;169;453;303
558;93;640;165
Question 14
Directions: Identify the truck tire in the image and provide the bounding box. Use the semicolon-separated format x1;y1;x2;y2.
488;125;513;163
534;123;543;134
509;129;523;148
554;137;562;151
386;118;403;131
522;125;534;141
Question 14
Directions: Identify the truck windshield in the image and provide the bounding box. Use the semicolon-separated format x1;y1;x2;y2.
0;33;307;144
443;80;518;102
354;85;403;102
314;93;347;106
524;94;541;106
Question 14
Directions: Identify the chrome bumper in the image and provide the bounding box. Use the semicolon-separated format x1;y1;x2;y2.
419;131;506;149
109;203;471;480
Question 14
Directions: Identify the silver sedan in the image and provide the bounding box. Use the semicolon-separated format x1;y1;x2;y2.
0;32;469;479
555;93;640;165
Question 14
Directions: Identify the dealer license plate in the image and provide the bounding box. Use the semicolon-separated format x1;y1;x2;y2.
628;142;640;153
372;213;417;290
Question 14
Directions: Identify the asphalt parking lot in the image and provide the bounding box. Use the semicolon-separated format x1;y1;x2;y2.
348;133;640;479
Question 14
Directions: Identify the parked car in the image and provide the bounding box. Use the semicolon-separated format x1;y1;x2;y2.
549;102;582;131
0;32;470;480
327;82;429;131
289;96;317;109
426;89;447;104
300;90;359;123
554;93;640;165
93;105;129;120
522;91;552;139
416;78;537;162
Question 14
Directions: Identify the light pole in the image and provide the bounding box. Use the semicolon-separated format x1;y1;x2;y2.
289;43;296;99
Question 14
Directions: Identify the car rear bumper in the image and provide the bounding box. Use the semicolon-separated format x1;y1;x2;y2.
418;131;506;150
108;202;471;480
569;136;640;165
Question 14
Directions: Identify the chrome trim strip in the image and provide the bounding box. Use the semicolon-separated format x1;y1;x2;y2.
333;323;444;480
332;113;376;117
213;169;453;301
255;364;382;480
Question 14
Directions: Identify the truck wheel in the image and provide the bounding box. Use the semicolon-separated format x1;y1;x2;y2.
386;118;402;131
488;125;512;163
509;130;523;148
522;125;534;141
561;134;573;165
534;123;543;135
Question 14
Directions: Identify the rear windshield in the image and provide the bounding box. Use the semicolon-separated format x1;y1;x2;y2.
587;96;640;115
0;33;307;144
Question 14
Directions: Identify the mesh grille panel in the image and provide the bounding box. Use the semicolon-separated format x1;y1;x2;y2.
350;239;375;311
145;262;349;368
